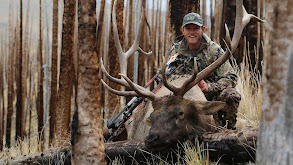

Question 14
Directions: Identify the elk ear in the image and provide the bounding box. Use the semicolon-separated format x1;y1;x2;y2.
193;101;226;115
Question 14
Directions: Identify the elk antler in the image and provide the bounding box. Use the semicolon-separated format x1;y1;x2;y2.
162;58;198;97
112;0;152;76
177;0;265;96
100;58;157;101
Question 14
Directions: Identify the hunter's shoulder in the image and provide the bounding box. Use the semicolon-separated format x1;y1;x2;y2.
203;34;224;58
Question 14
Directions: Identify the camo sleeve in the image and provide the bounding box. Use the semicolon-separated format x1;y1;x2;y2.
206;43;238;94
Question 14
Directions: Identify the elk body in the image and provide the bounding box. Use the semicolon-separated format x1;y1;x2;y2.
125;76;226;151
102;0;264;152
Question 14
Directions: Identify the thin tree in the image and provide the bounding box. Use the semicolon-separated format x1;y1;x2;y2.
138;0;147;86
49;0;59;145
36;0;45;150
97;0;106;112
22;0;31;137
127;0;133;83
148;0;155;90
256;0;293;164
104;0;124;122
55;0;76;145
97;0;106;54
15;0;24;142
0;41;4;150
6;4;15;148
71;0;106;164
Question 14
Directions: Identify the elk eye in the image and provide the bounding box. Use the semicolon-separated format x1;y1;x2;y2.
178;112;184;119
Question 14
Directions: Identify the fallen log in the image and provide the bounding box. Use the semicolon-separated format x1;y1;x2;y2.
0;127;258;164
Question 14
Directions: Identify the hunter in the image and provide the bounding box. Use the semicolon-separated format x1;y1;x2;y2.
167;12;241;129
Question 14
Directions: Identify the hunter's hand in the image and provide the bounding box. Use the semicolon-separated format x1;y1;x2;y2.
198;80;208;92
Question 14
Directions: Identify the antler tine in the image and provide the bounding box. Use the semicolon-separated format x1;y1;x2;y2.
125;6;152;58
224;24;231;49
162;58;181;95
100;58;130;88
112;0;152;75
100;58;149;92
162;58;198;97
178;58;199;97
231;0;265;53
183;0;265;92
101;59;156;100
120;74;157;101
112;0;127;75
101;79;139;97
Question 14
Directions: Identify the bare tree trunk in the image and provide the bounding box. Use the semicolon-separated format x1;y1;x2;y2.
148;0;155;91
97;0;106;115
6;6;15;148
15;0;24;142
126;0;134;103
210;0;214;40
97;0;106;53
71;0;106;164
256;1;293;164
138;0;147;86
55;0;76;146
153;0;158;71
104;0;124;122
49;0;59;145
213;0;222;43
127;0;133;81
0;50;4;150
202;0;206;25
23;0;31;139
37;0;45;150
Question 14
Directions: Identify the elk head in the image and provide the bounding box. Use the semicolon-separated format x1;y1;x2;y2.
101;0;265;151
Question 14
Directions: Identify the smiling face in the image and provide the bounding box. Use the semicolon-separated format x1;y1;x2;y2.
181;24;205;50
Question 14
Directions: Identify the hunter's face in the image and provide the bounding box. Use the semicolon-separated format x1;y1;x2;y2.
181;24;205;49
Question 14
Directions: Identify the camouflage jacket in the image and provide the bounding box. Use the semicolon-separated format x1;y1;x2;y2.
167;33;238;94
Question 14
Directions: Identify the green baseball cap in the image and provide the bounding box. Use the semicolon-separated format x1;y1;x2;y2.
182;13;203;27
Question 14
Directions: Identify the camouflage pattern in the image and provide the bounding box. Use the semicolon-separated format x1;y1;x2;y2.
167;33;240;129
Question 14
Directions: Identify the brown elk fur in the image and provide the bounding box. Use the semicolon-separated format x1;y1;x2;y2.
124;76;225;151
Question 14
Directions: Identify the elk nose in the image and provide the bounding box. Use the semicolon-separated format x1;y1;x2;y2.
145;133;159;144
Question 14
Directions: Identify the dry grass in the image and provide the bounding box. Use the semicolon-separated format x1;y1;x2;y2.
182;141;219;165
234;54;263;129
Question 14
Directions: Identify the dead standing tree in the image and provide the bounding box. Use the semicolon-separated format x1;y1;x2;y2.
256;0;293;164
15;0;25;142
104;0;124;122
49;0;59;145
37;0;45;150
6;5;16;148
71;0;106;164
55;0;76;145
0;40;4;150
138;0;148;86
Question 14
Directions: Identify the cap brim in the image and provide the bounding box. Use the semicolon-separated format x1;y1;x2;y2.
182;21;203;27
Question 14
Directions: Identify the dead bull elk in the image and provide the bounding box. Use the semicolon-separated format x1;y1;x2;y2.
101;0;264;152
